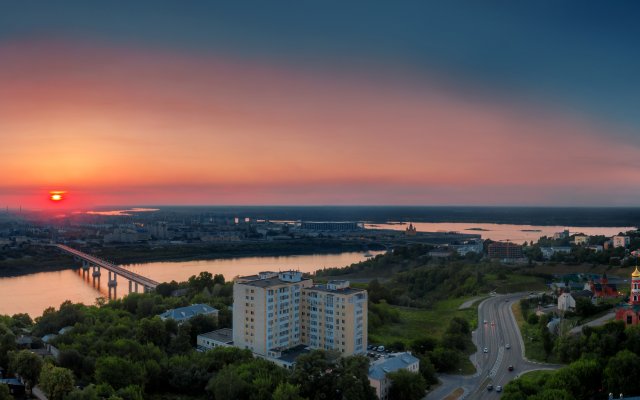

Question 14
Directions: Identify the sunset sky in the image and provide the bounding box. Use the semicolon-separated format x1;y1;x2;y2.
2;2;640;209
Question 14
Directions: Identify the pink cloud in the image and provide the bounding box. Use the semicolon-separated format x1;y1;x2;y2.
1;38;639;207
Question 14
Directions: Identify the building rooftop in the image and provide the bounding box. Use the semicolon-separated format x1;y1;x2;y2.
159;303;218;321
307;283;366;295
199;328;233;344
274;344;311;364
238;272;311;288
368;352;420;380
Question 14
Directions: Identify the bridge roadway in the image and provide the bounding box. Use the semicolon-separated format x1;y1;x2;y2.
56;244;159;290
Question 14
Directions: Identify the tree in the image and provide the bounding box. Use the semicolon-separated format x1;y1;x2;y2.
206;365;249;400
136;317;168;347
291;350;338;400
95;356;146;390
9;350;43;391
39;364;75;400
604;350;640;396
335;355;377;400
0;384;11;400
273;383;303;400
387;369;427;400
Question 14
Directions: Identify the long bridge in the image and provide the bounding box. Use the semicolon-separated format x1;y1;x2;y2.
56;244;159;295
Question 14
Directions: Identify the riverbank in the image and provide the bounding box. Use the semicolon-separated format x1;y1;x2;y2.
0;239;380;278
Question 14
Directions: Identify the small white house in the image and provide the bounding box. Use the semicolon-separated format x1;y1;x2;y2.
558;292;576;312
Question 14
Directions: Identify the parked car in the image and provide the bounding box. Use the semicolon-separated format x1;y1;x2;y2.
378;346;385;352
487;384;493;391
496;385;502;392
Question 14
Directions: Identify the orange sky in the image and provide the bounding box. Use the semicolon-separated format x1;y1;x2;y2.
2;39;639;209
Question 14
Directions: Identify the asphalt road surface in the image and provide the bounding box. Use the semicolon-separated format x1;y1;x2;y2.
425;293;560;399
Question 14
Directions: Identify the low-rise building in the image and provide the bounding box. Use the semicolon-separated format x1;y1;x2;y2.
540;246;572;260
197;328;234;351
449;238;484;256
553;229;570;240
558;292;576;312
159;304;219;323
488;242;523;260
573;235;590;245
613;236;630;248
368;352;420;400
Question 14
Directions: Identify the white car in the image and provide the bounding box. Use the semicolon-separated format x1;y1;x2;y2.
483;347;488;353
506;343;511;349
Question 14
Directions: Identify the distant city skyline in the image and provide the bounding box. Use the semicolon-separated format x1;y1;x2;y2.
2;1;640;209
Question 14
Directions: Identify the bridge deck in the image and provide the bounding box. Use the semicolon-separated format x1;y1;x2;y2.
56;244;159;288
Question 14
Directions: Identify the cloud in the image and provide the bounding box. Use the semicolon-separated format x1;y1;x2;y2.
1;38;638;207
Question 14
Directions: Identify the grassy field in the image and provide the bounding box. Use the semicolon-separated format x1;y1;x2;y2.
485;273;548;294
516;369;554;381
369;297;478;344
369;296;480;374
511;302;559;363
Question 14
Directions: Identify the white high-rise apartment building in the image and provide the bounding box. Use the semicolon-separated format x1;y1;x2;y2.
232;271;367;357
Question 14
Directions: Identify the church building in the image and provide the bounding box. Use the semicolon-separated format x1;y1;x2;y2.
615;267;640;326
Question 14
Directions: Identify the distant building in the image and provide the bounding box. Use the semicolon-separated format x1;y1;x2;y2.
587;245;604;253
405;223;417;236
428;249;451;258
299;221;364;231
616;267;640;326
148;221;169;239
557;292;576;312
573;235;590;246
159;304;218;323
368;352;420;400
540;246;572;260
613;236;630;248
586;274;618;298
197;328;234;351
487;242;523;260
553;229;570;240
449;238;484;256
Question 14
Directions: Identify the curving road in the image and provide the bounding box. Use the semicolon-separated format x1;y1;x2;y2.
426;293;560;399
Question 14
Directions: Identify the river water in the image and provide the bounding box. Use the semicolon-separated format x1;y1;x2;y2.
0;251;381;317
367;222;635;243
0;222;635;317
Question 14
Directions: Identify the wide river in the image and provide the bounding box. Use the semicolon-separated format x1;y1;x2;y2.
367;222;635;243
0;222;635;317
0;251;382;318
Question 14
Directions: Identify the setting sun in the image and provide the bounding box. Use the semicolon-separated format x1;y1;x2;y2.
49;191;66;202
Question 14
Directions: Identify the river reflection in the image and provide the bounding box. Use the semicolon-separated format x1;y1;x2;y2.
0;251;382;317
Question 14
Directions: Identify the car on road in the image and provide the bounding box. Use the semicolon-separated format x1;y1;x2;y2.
491;321;495;326
496;385;502;392
505;343;511;349
487;384;493;391
483;347;488;353
484;320;488;324
508;365;514;371
378;346;385;352
505;299;509;302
